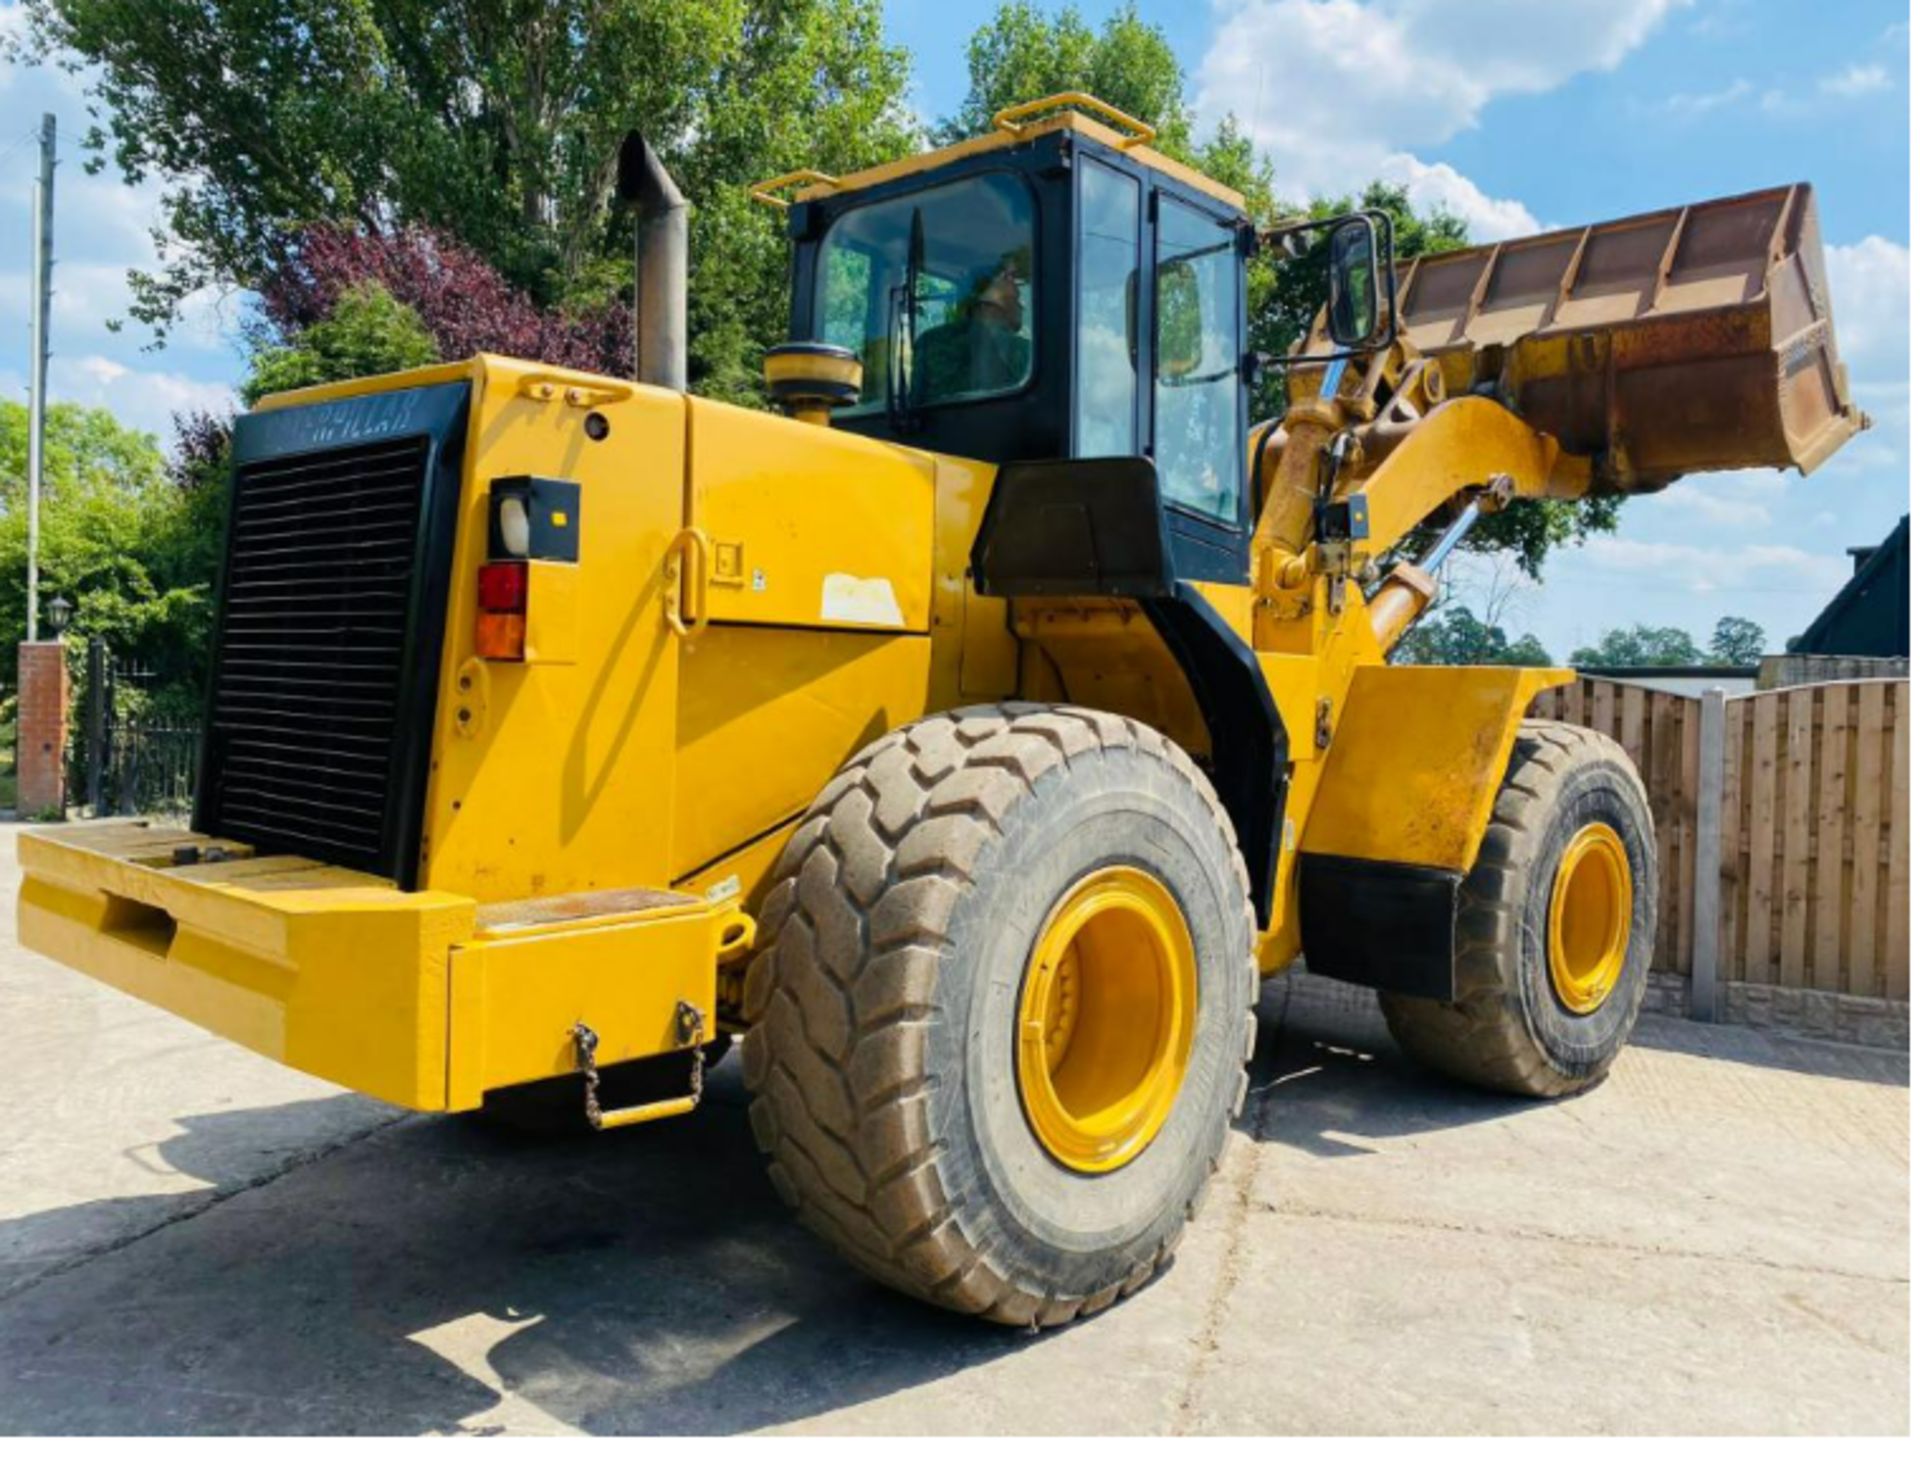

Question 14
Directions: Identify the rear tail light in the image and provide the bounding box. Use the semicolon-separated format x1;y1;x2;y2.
477;560;528;660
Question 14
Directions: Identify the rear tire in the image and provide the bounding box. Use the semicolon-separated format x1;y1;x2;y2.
1380;720;1656;1098
742;705;1258;1326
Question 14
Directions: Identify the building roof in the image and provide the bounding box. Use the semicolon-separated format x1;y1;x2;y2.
1791;515;1910;657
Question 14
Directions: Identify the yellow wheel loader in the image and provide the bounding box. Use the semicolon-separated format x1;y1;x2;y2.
18;95;1864;1325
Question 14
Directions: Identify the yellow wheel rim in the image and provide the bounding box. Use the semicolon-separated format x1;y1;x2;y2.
1016;866;1197;1174
1548;823;1632;1016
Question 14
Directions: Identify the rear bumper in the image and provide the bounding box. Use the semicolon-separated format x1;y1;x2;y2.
17;823;735;1113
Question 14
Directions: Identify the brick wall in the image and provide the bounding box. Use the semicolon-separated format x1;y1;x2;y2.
16;640;69;818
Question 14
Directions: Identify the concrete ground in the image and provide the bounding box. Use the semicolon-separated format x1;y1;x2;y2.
0;823;1906;1435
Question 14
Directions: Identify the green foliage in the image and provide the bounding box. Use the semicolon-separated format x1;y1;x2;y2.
941;4;1611;581
1569;624;1704;670
942;3;1277;220
0;402;222;714
1258;179;1616;578
243;282;439;405
942;3;1189;153
1259;180;1470;367
1565;616;1764;671
1394;606;1554;667
18;0;915;402
1707;615;1767;667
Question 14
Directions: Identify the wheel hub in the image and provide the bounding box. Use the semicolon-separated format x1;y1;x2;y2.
1547;822;1631;1015
1016;866;1197;1173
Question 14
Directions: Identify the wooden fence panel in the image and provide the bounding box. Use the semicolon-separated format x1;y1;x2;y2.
1532;676;1909;1001
1745;691;1781;985
1812;684;1848;991
1887;683;1909;999
1847;683;1887;995
1719;696;1746;982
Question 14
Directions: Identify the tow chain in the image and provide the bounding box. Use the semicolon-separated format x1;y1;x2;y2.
571;1001;706;1132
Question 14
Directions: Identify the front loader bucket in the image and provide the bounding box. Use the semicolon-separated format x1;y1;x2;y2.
1394;184;1866;490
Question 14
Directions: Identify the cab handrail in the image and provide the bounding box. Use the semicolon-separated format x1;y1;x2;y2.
748;168;843;210
991;91;1156;148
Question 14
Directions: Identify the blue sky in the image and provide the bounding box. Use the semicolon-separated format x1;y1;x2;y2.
1;0;1911;658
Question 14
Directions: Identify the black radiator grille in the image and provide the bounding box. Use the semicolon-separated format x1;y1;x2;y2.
205;436;431;866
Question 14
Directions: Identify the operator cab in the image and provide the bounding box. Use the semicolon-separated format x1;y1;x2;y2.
769;98;1255;583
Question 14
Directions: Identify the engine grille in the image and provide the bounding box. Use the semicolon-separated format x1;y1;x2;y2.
202;435;433;870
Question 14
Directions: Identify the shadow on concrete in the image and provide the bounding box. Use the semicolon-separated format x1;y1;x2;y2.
0;1095;404;1302
1235;975;1542;1159
3;973;1900;1434
1238;972;1910;1166
0;1077;1047;1435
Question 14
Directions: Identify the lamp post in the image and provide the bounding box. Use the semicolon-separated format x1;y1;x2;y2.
45;595;71;639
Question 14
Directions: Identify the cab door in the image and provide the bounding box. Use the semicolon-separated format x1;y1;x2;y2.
1146;188;1251;585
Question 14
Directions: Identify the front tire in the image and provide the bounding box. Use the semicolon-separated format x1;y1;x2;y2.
742;705;1257;1326
1381;720;1657;1098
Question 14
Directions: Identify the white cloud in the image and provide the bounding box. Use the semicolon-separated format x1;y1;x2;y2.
74;354;126;385
1196;0;1684;239
1824;236;1909;387
1377;155;1539;239
0;356;236;448
1581;538;1852;597
1643;477;1776;531
1819;63;1891;97
56;357;235;441
1659;79;1752;116
1686;0;1749;39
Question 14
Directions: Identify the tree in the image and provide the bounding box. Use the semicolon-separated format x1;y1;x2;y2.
0;401;220;712
1258;180;1470;369
1707;615;1766;667
942;3;1189;152
1394;606;1553;667
941;4;1614;581
1569;625;1703;670
16;0;916;402
244;281;440;405
256;225;635;385
1257;180;1618;578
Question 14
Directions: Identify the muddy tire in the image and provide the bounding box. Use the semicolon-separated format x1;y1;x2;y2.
1380;720;1657;1098
742;705;1258;1326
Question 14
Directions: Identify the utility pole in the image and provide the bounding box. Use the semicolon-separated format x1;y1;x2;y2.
26;112;55;643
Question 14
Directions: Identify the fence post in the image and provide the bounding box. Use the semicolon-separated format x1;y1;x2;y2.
1690;688;1727;1021
85;637;106;814
15;639;70;817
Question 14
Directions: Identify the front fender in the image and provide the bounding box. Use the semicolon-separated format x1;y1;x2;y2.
1293;664;1569;998
1301;663;1570;873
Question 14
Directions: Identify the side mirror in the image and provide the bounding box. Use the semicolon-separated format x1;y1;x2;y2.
1261;208;1398;362
1326;215;1382;348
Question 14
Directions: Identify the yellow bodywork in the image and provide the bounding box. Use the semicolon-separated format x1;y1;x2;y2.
29;110;1832;1123
15;353;1020;1112
1299;665;1571;871
9;345;1589;1109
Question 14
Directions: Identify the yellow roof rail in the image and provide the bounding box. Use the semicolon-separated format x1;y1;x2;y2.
991;91;1156;148
748;168;842;210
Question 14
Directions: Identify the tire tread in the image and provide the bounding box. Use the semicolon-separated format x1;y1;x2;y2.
1381;719;1653;1098
743;703;1258;1325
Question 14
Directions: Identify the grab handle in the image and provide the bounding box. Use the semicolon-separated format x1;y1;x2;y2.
664;528;711;639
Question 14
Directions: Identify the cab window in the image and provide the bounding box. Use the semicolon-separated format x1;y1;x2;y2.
1153;196;1241;523
815;173;1035;415
1074;160;1140;456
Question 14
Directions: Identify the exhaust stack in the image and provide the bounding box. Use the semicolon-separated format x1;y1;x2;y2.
617;131;688;392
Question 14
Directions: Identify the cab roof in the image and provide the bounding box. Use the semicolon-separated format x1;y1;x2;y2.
777;95;1247;216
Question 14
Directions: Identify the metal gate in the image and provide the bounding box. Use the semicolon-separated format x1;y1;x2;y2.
71;641;202;820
